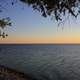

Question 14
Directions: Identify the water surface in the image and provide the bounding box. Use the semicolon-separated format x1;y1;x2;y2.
0;44;80;80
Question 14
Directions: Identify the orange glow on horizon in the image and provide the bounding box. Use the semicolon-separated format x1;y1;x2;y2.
0;36;80;44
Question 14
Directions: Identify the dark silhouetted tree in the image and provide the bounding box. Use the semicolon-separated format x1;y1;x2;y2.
0;0;80;37
0;17;11;38
20;0;80;21
0;0;80;22
0;17;11;29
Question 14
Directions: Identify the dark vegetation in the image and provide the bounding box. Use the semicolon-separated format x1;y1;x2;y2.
0;17;11;38
0;0;80;37
21;0;80;20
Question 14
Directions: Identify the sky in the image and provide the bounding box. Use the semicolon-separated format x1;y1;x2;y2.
0;0;80;44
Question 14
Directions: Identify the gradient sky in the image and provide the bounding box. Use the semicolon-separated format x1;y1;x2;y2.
0;1;80;44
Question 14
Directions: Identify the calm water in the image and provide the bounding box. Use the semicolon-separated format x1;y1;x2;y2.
0;44;80;80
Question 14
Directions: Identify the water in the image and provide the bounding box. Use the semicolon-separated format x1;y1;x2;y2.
0;44;80;80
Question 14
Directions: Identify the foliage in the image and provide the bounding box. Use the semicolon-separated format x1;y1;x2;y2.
20;0;80;21
0;17;11;29
0;17;11;38
0;0;80;37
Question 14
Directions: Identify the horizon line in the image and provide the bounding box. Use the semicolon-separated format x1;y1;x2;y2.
1;43;80;45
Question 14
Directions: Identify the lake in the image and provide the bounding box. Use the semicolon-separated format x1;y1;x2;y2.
0;44;80;80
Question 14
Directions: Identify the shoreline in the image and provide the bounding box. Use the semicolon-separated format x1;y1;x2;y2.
0;64;34;80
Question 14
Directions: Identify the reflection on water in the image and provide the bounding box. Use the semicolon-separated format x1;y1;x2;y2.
0;44;80;80
0;48;2;52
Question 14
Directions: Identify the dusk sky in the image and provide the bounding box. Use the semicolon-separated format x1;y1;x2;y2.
0;1;80;44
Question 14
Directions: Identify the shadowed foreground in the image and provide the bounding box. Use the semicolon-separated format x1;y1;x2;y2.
0;65;35;80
